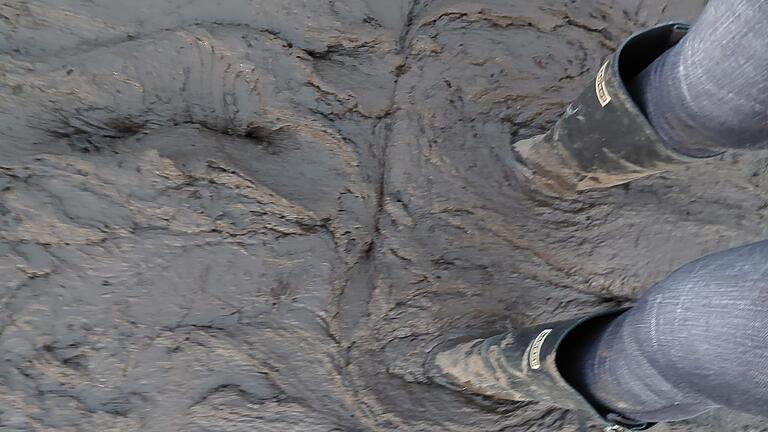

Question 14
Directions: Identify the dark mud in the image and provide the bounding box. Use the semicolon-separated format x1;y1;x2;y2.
0;0;765;431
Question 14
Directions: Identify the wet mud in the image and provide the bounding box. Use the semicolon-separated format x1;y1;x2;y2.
1;0;766;431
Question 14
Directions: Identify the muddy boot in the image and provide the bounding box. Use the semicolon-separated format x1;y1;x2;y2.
432;309;652;431
514;22;721;196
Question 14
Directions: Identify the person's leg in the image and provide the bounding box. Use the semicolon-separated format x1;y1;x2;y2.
630;0;768;156
563;240;768;422
547;2;768;418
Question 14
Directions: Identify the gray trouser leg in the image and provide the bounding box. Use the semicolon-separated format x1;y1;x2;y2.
630;0;768;156
570;240;768;421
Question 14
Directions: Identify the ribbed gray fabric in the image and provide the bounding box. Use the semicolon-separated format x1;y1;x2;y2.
630;0;768;156
572;241;768;421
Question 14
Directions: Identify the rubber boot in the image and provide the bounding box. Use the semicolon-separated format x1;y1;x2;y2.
432;309;653;432
514;22;721;196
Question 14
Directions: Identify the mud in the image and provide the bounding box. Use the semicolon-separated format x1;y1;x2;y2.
0;0;766;431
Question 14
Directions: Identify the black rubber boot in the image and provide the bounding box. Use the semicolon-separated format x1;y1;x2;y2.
514;22;721;196
432;309;653;432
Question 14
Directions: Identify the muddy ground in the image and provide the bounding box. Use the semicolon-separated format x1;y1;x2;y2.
1;0;766;431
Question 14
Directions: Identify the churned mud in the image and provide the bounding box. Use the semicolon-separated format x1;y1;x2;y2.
1;0;765;431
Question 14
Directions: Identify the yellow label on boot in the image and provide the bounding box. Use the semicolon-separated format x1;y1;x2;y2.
596;60;612;107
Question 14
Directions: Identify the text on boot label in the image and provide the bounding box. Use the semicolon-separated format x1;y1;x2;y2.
596;60;612;107
529;329;552;370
